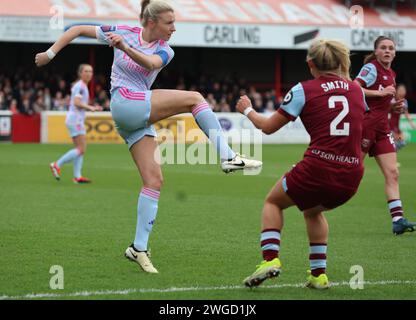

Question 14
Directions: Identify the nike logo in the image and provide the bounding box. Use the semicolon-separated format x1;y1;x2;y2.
130;248;138;259
232;160;245;167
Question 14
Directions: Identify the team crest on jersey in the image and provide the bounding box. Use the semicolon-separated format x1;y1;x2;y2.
361;138;370;148
383;76;388;80
101;25;116;32
360;68;370;77
282;91;293;105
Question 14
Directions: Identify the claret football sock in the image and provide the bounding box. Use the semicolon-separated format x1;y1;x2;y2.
309;243;327;277
388;199;404;222
261;229;280;261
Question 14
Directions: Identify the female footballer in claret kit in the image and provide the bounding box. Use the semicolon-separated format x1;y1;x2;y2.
355;36;415;235
237;39;367;289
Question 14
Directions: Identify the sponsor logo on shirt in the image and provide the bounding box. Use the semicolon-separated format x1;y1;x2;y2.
122;53;152;77
101;25;116;32
311;149;360;165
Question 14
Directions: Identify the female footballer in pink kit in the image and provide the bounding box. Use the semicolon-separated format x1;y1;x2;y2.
238;39;367;289
49;64;102;183
355;36;415;235
35;0;261;273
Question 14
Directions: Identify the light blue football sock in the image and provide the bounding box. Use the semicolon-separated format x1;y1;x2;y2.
73;155;84;178
56;148;79;168
133;188;160;251
192;102;236;161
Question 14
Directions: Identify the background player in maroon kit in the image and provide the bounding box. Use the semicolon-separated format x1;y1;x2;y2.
355;36;416;235
238;39;367;289
389;84;416;151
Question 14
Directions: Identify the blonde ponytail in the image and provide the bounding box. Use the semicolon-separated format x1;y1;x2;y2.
307;39;351;81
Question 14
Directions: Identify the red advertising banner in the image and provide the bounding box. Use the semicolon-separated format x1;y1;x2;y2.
11;114;41;143
1;0;416;27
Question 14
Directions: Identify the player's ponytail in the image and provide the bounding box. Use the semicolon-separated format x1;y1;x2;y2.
140;0;174;27
363;36;395;64
140;0;151;21
307;39;351;81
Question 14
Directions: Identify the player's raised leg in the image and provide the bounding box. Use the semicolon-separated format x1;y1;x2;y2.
303;207;330;289
243;177;294;288
375;152;416;235
149;89;262;172
124;136;162;273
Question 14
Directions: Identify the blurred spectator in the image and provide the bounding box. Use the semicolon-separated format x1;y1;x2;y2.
20;94;34;115
0;69;110;114
32;91;47;113
218;97;231;112
0;91;5;110
206;93;219;111
94;84;110;110
57;79;69;97
264;100;276;113
0;67;327;114
248;85;261;101
43;88;52;110
53;92;66;111
211;81;223;102
252;96;264;113
9;99;18;114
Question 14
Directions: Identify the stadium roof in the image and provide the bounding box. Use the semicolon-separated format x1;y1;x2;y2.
1;0;416;50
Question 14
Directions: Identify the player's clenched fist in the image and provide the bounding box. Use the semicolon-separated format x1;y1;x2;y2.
107;33;129;51
381;85;396;97
35;52;51;67
236;95;252;114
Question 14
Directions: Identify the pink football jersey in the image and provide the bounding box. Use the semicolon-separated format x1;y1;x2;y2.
96;25;175;94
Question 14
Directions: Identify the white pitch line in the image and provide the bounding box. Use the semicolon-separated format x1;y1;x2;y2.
1;280;415;300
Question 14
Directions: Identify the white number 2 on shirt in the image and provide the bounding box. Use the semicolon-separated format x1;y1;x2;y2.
329;96;350;136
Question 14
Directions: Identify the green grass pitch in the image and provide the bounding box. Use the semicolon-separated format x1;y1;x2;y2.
0;143;415;300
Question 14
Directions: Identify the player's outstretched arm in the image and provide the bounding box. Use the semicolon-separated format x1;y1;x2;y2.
236;95;289;135
73;97;103;112
35;26;97;67
354;80;396;98
106;33;164;71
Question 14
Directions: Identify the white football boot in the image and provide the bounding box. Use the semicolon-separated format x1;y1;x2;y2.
49;162;61;181
125;245;158;274
221;154;262;173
